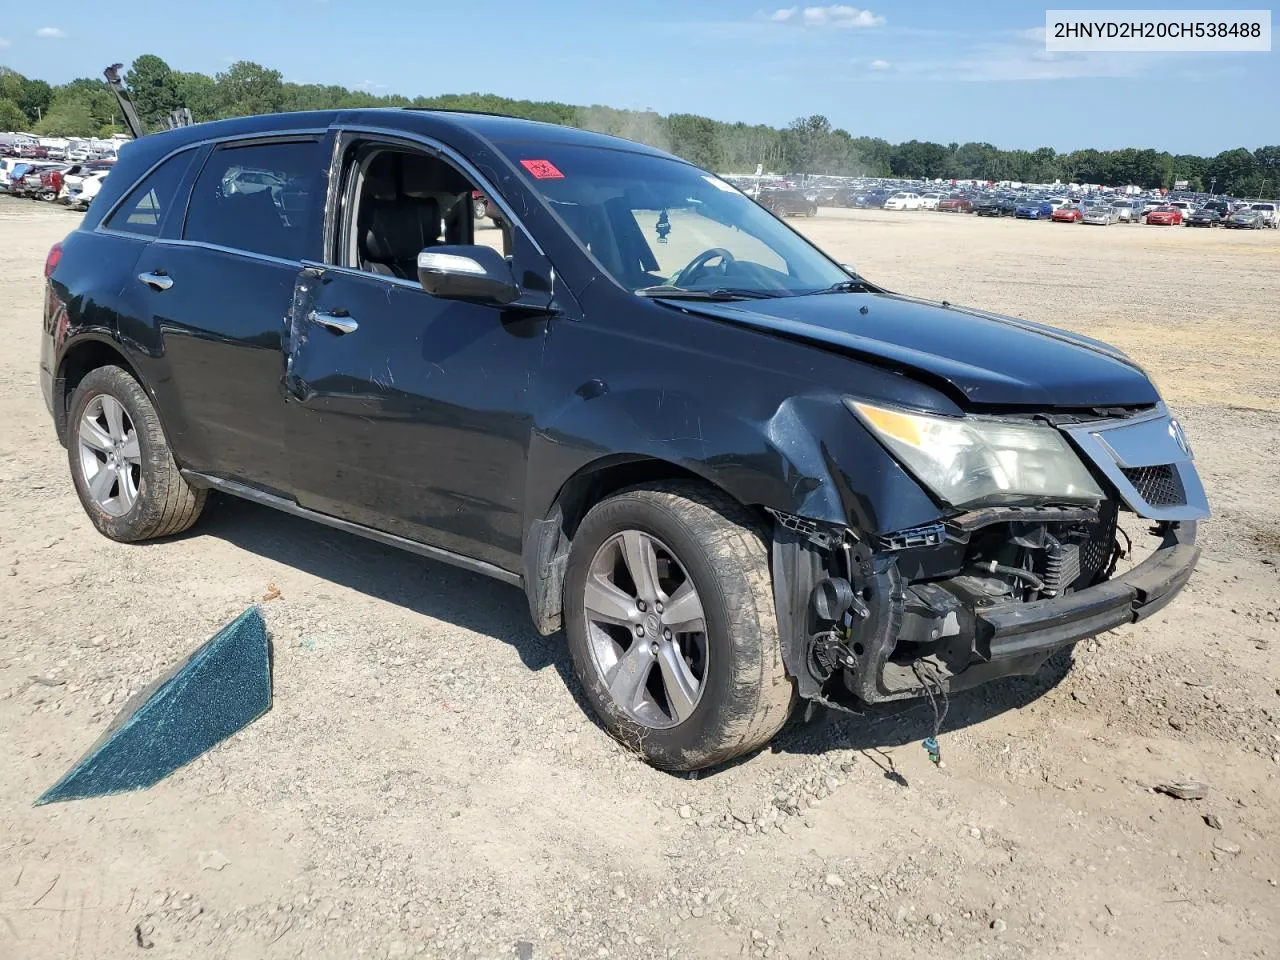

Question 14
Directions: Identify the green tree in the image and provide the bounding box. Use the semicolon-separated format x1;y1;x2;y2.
214;61;284;118
0;97;29;132
783;115;832;175
889;140;949;179
35;99;97;136
126;54;183;131
174;71;218;122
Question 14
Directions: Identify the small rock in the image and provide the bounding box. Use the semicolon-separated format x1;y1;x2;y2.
1212;840;1242;857
1155;780;1209;801
751;929;765;942
928;913;944;927
678;805;694;820
968;827;982;840
1203;814;1222;830
1168;716;1186;732
824;874;845;888
515;941;534;960
691;906;705;918
991;919;1008;934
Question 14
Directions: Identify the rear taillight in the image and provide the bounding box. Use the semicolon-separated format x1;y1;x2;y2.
44;242;63;279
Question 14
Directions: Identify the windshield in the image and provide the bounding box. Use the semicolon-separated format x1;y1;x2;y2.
1252;203;1275;211
497;143;848;296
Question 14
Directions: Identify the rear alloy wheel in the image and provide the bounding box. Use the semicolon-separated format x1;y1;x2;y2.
67;365;206;542
564;483;794;770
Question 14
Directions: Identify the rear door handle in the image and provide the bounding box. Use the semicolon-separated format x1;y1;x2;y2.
137;271;173;291
309;310;358;335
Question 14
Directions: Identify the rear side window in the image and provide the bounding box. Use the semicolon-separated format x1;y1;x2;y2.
183;139;325;262
103;149;196;237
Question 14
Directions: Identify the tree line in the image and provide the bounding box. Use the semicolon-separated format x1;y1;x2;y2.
2;56;1277;196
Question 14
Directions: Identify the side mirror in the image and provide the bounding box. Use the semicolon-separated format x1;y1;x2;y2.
416;244;518;306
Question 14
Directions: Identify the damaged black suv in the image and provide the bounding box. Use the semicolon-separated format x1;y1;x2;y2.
41;109;1209;770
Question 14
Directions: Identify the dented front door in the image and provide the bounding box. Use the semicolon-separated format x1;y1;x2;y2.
281;266;548;572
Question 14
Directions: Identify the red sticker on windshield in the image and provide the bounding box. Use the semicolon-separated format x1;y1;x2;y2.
520;159;565;180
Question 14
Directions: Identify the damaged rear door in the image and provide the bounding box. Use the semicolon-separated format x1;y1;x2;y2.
281;131;555;573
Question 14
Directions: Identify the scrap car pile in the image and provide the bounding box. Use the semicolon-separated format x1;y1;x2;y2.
725;172;1279;229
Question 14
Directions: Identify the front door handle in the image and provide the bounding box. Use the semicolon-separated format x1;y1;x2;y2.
309;310;358;335
137;271;173;291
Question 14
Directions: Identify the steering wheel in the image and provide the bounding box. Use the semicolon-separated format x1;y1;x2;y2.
672;247;736;288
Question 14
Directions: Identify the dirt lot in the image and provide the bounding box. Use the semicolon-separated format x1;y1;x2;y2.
1;198;1277;960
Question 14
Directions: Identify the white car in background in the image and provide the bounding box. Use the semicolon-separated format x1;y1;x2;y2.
1047;197;1071;210
1249;201;1278;227
0;157;24;192
883;192;922;211
918;192;944;210
1166;200;1196;223
64;169;109;210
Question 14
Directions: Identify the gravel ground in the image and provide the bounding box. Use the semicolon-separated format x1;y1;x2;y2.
1;197;1277;960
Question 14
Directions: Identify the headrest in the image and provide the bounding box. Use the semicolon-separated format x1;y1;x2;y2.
362;201;422;263
363;154;398;201
402;153;471;199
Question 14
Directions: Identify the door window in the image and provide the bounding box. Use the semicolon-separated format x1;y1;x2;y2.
103;148;198;237
184;139;325;261
339;145;510;280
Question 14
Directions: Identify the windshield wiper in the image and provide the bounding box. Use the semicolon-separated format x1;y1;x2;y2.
635;286;789;301
809;278;874;295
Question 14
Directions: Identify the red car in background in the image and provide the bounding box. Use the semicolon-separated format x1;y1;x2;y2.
1145;205;1183;226
1052;205;1084;223
937;195;973;213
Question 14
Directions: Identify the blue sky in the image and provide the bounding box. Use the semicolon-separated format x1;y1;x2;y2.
1;0;1275;154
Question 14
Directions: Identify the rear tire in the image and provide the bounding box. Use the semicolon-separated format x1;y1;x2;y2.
564;482;795;770
67;365;206;542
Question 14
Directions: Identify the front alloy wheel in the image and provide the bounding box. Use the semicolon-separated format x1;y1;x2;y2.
564;482;795;770
583;530;709;729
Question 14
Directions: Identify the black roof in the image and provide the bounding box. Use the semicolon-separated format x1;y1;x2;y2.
130;108;675;159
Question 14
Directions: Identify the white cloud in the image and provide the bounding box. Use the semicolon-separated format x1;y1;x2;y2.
1019;26;1048;43
36;26;67;39
0;36;11;49
766;6;885;28
869;58;891;69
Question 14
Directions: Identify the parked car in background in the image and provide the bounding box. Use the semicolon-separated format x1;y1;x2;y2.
1224;208;1265;229
1052;204;1084;223
918;192;943;210
1082;205;1117;225
1015;199;1054;220
883;191;922;211
853;190;889;209
64;169;110;210
1249;202;1278;228
1109;199;1140;223
938;195;974;213
974;196;1016;217
1166;200;1195;222
759;187;818;217
1145;205;1183;226
0;157;25;192
1186;207;1224;228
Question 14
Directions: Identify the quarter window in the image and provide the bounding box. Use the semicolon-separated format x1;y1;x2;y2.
184;139;325;261
103;149;197;237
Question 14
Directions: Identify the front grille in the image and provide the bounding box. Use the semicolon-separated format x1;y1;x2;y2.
1121;464;1186;507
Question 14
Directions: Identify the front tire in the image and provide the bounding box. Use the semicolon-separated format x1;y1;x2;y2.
67;365;206;542
564;483;794;770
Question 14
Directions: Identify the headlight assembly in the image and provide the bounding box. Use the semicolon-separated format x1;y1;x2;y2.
847;400;1104;508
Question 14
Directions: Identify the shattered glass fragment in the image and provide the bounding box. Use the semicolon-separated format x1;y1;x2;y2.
36;607;272;805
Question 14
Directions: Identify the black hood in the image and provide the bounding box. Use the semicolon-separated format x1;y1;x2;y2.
666;292;1159;408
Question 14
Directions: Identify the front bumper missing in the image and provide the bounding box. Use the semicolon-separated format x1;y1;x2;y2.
845;521;1198;704
772;517;1199;709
